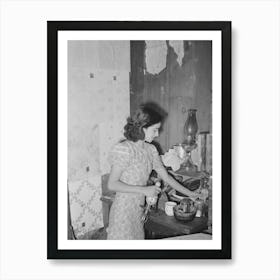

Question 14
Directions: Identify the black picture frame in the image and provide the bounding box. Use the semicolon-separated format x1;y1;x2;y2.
47;21;231;259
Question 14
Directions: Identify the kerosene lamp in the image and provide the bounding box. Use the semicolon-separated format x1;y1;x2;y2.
181;109;199;174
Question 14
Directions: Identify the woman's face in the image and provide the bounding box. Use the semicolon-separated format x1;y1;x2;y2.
143;122;161;143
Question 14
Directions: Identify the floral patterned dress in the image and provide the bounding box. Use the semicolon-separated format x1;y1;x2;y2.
106;140;164;240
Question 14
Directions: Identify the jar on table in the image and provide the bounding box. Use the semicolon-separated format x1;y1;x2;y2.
194;199;205;217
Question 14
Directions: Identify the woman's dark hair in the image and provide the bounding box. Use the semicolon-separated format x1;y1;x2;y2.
124;104;164;142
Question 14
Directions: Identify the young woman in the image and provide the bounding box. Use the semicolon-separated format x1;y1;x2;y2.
107;105;200;240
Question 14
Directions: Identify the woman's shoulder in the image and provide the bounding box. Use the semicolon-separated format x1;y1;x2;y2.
144;142;158;153
108;140;133;167
111;140;132;154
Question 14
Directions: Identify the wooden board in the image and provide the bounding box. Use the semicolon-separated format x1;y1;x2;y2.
145;209;208;239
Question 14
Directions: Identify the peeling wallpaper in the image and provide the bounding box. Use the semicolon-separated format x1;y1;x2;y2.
68;41;130;237
169;41;184;66
145;41;167;74
133;40;212;151
145;40;184;74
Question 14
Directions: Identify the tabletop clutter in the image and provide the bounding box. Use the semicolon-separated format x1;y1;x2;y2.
142;144;211;224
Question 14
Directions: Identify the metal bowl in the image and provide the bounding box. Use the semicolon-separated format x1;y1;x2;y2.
173;205;197;222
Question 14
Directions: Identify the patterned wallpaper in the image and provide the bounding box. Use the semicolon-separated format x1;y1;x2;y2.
68;175;103;238
68;41;130;238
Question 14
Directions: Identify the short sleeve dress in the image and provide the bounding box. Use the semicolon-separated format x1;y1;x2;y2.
106;140;165;240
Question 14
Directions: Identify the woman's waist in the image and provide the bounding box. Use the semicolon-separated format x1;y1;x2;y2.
115;191;145;200
114;191;145;207
120;174;149;186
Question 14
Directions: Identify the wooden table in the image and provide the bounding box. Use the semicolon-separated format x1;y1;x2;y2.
167;169;212;233
144;209;208;239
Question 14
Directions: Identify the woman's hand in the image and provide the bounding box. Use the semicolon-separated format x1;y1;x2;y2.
145;185;161;197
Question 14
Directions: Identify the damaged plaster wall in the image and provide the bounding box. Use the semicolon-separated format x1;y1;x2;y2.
131;40;212;151
145;41;184;74
68;41;130;237
145;41;167;74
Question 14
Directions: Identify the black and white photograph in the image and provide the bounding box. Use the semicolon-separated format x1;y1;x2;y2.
48;21;231;259
68;39;213;240
2;0;280;279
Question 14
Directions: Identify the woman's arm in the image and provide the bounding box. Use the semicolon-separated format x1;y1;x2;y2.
108;164;161;198
156;167;199;200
